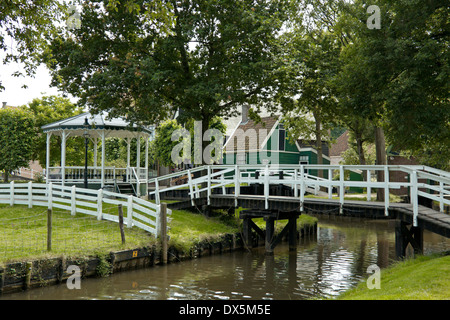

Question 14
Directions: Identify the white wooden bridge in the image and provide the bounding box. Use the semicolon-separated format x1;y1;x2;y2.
148;164;450;256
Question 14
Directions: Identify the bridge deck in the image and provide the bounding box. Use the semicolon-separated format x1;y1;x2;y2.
169;194;450;239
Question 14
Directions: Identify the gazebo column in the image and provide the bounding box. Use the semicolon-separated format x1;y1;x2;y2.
126;137;131;183
61;130;67;187
136;135;141;197
45;132;52;183
93;137;98;171
145;135;149;197
101;130;106;188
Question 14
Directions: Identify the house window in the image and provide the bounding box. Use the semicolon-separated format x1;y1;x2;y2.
299;156;309;174
278;124;285;151
236;153;246;165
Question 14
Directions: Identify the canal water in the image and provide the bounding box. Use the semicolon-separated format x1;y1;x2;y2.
2;216;449;300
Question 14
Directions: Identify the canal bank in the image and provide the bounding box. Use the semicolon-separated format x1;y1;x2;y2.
0;215;318;295
335;252;450;300
1;215;449;300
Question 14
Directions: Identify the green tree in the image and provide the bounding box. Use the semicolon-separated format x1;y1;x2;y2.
279;26;341;177
1;0;175;92
44;0;298;164
152;116;226;168
153;119;184;168
334;0;449;169
24;95;84;166
0;107;36;182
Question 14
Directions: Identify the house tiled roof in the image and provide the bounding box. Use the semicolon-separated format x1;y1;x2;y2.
329;130;349;156
224;116;279;152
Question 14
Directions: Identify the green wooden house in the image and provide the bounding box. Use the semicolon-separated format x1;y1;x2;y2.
222;115;330;178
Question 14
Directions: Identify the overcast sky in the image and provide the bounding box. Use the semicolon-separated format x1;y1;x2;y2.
0;58;65;107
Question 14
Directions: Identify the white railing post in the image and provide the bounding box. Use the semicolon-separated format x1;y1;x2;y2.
97;189;103;220
28;181;33;208
264;164;270;209
187;169;194;206
439;180;444;213
384;166;389;216
339;165;344;214
221;173;226;195
294;168;299;197
127;195;133;228
71;185;76;216
367;169;372;201
207;165;211;206
411;170;418;227
10;181;14;207
234;165;240;207
47;182;53;210
328;168;333;199
155;178;160;205
300;165;304;212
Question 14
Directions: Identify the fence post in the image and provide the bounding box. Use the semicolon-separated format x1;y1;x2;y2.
47;182;53;210
384;166;389;216
294;169;299;197
127;195;133;228
188;169;194;206
118;204;126;245
367;169;372;201
264;164;269;210
221;173;226;195
300;165;304;212
10;181;14;207
28;181;33;208
339;165;344;214
47;208;52;251
328;168;333;199
234;165;240;207
207;165;211;206
71;185;76;216
97;188;103;220
439;180;444;213
160;203;168;264
411;170;418;227
154;178;160;205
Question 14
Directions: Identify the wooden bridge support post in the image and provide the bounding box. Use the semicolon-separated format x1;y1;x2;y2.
288;217;297;251
265;217;275;255
395;220;423;259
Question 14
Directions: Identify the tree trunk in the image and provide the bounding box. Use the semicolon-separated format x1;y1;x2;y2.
355;131;367;181
374;126;387;201
313;110;323;179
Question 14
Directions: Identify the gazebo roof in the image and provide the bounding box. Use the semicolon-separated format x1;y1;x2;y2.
41;112;154;139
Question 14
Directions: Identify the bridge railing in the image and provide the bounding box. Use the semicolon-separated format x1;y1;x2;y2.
148;164;450;227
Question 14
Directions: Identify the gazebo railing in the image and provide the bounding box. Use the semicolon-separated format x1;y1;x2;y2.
46;166;148;185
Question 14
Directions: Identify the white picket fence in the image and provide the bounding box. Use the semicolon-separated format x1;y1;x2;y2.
149;164;450;227
0;182;167;237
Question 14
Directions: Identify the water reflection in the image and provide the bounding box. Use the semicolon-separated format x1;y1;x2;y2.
2;216;449;300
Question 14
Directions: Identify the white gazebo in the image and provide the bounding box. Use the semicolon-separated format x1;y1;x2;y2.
41;112;155;197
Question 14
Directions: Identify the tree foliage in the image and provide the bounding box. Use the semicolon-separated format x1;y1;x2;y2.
44;0;298;136
333;0;449;169
24;95;84;166
0;107;36;182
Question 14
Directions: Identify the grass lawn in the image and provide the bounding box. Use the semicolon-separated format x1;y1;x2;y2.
0;201;318;265
336;254;450;300
0;204;155;264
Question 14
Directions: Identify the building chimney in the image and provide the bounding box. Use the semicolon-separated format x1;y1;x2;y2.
2;102;6;109
241;105;249;124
